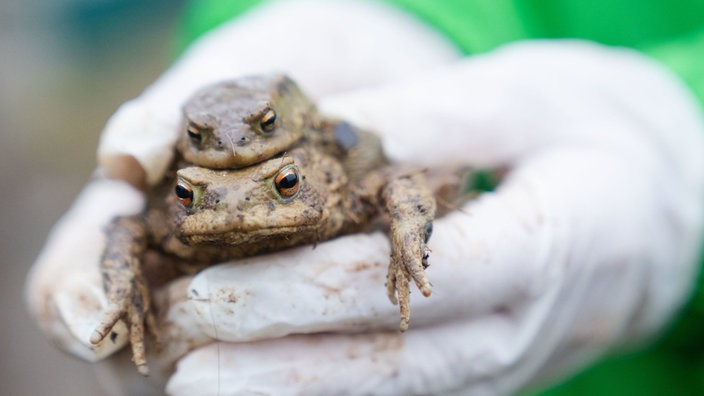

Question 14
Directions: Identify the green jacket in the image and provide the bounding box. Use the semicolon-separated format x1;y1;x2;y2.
178;1;704;394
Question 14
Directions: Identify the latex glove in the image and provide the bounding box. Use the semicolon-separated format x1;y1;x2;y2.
149;42;704;395
25;0;459;387
26;2;704;396
100;42;704;395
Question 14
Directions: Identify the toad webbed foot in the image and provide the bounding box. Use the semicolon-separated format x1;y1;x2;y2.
90;215;156;376
381;170;436;331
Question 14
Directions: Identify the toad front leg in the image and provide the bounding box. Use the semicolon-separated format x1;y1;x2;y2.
90;214;155;376
381;169;436;331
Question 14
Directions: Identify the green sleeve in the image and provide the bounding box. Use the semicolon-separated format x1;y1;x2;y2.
641;29;704;106
384;0;704;106
177;1;704;394
177;0;704;107
174;0;261;54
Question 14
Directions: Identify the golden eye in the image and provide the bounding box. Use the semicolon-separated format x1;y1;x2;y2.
175;181;194;207
186;125;203;144
274;166;299;199
260;109;277;134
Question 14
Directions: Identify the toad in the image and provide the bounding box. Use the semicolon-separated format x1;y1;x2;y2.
91;143;437;375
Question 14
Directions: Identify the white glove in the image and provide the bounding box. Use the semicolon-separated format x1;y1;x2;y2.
25;1;704;395
26;0;458;364
159;43;704;395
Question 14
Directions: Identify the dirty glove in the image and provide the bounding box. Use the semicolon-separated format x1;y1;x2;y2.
155;42;704;395
26;0;459;391
26;1;704;395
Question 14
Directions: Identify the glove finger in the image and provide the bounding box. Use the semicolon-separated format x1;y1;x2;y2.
166;317;549;396
319;41;704;184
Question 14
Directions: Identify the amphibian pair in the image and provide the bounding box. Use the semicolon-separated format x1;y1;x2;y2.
91;75;437;375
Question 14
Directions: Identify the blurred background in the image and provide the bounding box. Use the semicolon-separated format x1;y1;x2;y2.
1;0;186;394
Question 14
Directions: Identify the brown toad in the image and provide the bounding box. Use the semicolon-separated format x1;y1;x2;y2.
177;74;315;169
92;144;437;376
176;73;382;179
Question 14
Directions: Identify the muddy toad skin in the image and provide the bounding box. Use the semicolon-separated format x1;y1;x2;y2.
91;76;442;376
177;74;385;179
177;74;315;169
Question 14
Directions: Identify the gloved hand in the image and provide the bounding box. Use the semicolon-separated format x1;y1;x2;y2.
25;1;704;395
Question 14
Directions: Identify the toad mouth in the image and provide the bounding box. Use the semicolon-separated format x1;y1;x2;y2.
181;224;318;245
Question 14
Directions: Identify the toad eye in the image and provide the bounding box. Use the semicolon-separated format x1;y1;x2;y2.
186;125;203;144
175;181;194;207
260;109;277;134
274;165;300;199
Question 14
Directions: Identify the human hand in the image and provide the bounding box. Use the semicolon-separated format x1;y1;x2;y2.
26;1;704;395
25;0;460;391
152;42;704;395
